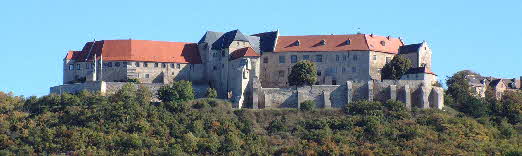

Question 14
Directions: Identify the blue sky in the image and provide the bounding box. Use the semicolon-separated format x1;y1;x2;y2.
1;0;521;96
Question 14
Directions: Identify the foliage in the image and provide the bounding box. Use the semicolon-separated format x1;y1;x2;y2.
300;100;315;111
381;55;412;80
205;88;217;98
157;80;194;103
0;83;521;155
288;60;317;86
127;78;141;83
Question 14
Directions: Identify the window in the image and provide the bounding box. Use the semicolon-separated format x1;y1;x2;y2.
346;40;351;45
353;55;358;61
177;64;181;69
77;64;81;70
69;64;74;70
154;63;159;68
332;80;337;85
91;63;95;69
315;55;323;62
373;55;377;60
380;41;386;46
107;62;112;67
352;67;356;73
279;56;286;64
421;63;427;67
123;62;127;66
145;74;150;78
162;63;166;68
221;50;226;57
144;62;148;67
213;66;217;71
115;62;120;67
303;55;310;60
278;70;285;77
135;62;140;67
170;63;175;68
291;55;297;63
386;57;391;63
343;55;347;61
263;57;268;63
85;63;90;69
342;67;346;73
336;55;340;61
317;71;322;76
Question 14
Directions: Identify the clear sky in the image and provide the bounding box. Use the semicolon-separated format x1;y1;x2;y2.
1;0;521;96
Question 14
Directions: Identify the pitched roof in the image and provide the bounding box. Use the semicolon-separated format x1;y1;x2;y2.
65;40;202;64
489;79;506;88
252;31;278;52
399;43;422;54
229;47;260;60
211;30;249;50
273;34;403;54
404;67;436;75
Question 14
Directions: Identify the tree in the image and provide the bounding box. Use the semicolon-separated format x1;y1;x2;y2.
205;88;217;98
446;70;475;103
288;60;317;86
300;100;315;111
381;55;412;80
157;80;195;103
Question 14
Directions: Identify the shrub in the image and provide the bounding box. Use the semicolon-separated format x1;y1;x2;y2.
300;100;315;111
344;101;384;116
157;80;194;103
205;88;217;98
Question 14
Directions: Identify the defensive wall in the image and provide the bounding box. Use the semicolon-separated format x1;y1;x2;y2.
50;81;209;99
254;80;444;110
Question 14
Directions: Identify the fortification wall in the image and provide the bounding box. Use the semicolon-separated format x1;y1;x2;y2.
256;80;443;110
50;81;209;98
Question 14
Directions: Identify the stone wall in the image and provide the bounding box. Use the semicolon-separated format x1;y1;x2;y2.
256;80;444;110
50;81;209;99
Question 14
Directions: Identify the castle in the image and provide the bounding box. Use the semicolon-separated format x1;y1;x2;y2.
51;30;443;109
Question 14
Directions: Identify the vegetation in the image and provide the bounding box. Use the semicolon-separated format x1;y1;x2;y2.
205;88;217;98
157;80;194;103
0;70;521;155
381;55;413;80
300;100;315;111
288;60;317;86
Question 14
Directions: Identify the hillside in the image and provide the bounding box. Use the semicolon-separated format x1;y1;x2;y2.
0;84;521;155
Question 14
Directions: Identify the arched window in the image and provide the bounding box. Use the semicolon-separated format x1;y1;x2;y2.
380;41;386;46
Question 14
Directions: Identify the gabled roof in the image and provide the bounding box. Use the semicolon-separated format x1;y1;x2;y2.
65;40;202;64
399;43;423;54
211;30;249;50
198;31;225;44
490;79;506;88
252;31;278;52
273;34;403;54
229;47;260;60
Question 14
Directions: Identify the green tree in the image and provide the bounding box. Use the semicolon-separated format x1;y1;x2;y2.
446;70;474;103
288;60;317;86
157;80;194;103
500;91;522;124
381;55;412;80
300;100;316;111
205;88;217;98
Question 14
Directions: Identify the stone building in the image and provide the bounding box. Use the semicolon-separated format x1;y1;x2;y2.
53;29;441;109
466;73;521;100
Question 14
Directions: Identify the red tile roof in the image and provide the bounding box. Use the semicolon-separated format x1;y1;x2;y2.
274;34;403;54
230;47;260;60
65;40;202;64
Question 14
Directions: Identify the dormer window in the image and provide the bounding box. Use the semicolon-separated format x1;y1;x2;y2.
295;40;300;46
345;39;351;45
320;40;326;45
380;41;386;46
